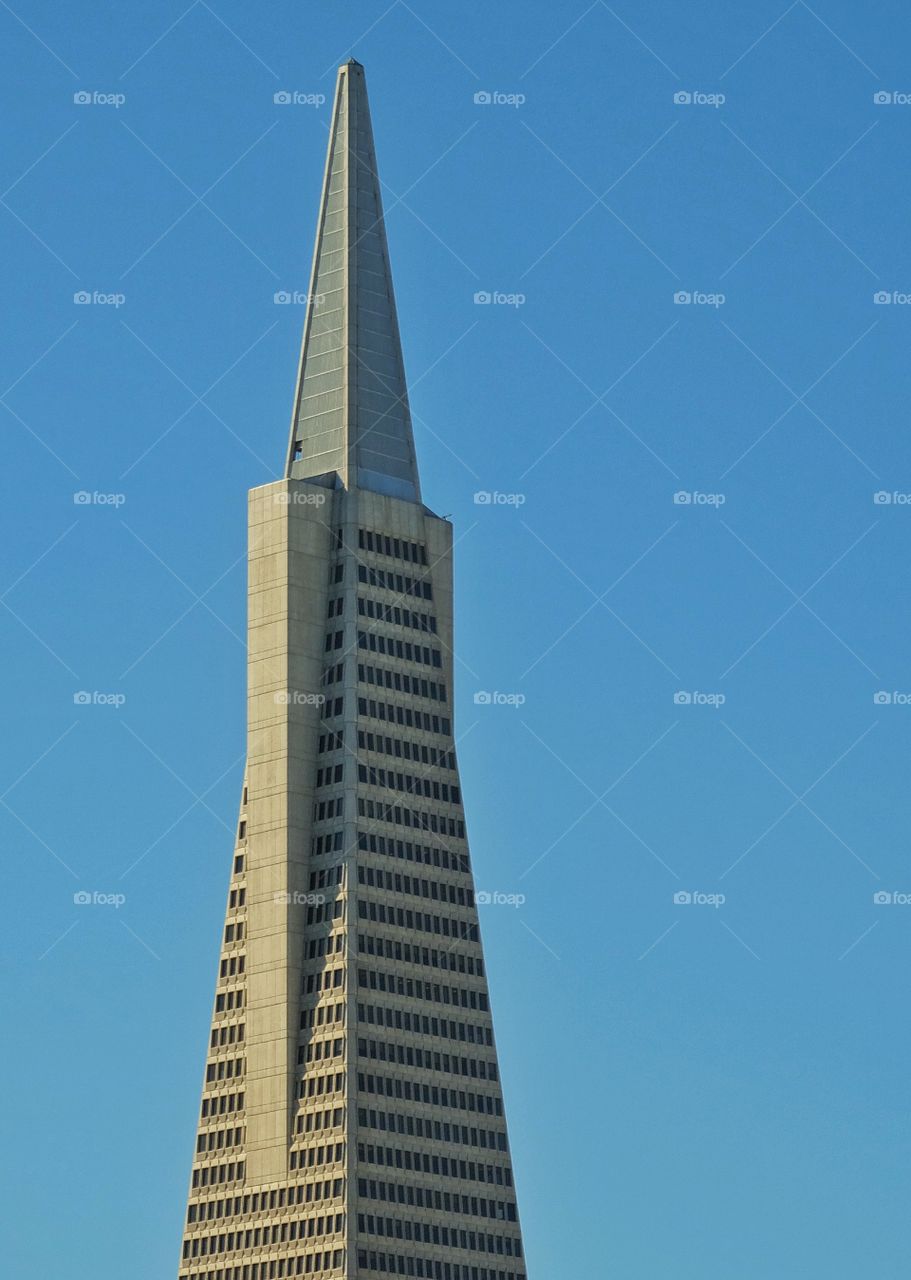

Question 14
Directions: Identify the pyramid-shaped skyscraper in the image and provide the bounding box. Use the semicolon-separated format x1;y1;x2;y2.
178;61;528;1280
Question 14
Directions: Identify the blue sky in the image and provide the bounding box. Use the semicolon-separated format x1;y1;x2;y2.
2;1;911;1275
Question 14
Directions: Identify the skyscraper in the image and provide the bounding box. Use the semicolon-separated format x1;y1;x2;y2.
178;60;527;1280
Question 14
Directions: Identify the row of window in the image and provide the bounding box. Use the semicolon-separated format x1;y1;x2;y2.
295;1106;343;1135
300;1002;344;1030
358;663;446;704
357;730;454;771
313;796;343;822
312;829;345;856
196;1125;243;1154
358;1141;511;1177
200;1091;244;1120
358;1178;517;1223
357;1251;525;1280
357;864;472;908
357;631;442;670
288;1142;345;1170
316;764;343;788
356;831;469;875
219;954;245;980
357;931;483;978
358;898;479;943
184;1214;344;1259
305;898;343;927
357;563;432;600
317;730;344;753
357;1112;508;1160
305;932;345;961
187;1177;343;1224
357;763;460;806
205;1057;244;1084
303;966;344;995
210;1023;244;1049
214;988;244;1014
297;1036;344;1066
357;797;464;838
181;1248;344;1278
357;696;451;738
191;1160;245;1189
357;1216;522;1258
357;967;488;1013
298;1070;345;1101
357;1038;498;1083
357;1072;503;1118
357;1003;492;1048
358;596;436;634
358;528;428;565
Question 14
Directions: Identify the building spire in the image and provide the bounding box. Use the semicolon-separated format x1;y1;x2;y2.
285;61;421;503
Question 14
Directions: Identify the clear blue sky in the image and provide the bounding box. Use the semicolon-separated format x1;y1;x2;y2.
2;1;911;1276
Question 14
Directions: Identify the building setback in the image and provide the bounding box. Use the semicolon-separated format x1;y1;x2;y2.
178;60;528;1280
